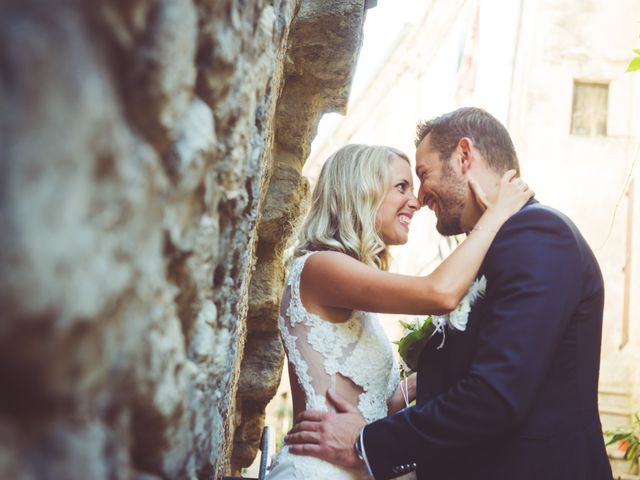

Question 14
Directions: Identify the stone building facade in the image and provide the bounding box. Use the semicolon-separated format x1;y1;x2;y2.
0;0;373;478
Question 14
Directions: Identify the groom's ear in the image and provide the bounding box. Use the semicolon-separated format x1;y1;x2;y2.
456;137;474;174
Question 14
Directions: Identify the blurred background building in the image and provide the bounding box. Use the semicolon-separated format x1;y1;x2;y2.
261;0;640;476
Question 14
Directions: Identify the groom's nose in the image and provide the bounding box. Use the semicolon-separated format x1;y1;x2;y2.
417;183;427;207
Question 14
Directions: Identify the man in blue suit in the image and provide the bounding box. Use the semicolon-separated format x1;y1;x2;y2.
286;107;613;479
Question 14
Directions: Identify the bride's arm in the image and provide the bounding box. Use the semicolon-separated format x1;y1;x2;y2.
301;171;532;316
387;373;417;414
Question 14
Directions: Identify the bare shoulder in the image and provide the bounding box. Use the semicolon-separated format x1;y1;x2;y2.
301;250;375;298
303;250;365;280
298;251;364;320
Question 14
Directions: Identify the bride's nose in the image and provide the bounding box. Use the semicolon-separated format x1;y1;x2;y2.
407;192;420;210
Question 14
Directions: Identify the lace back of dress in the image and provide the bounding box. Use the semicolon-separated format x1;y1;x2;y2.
278;253;366;413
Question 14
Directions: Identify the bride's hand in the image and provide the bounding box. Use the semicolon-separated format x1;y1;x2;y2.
469;170;533;223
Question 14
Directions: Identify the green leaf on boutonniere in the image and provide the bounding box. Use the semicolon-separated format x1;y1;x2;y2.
395;316;436;373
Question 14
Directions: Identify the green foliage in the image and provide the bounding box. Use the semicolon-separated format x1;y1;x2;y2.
395;316;436;373
606;413;640;474
627;50;640;72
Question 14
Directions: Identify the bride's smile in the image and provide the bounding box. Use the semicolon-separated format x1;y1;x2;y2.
375;156;419;246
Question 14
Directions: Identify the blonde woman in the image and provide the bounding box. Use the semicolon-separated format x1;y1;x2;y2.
266;144;532;479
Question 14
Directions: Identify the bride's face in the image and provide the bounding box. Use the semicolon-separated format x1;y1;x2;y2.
375;156;420;246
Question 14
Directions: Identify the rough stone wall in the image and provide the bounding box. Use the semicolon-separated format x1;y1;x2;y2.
0;0;368;478
234;0;368;472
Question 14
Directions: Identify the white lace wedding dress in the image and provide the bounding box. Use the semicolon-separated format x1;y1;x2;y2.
266;252;400;480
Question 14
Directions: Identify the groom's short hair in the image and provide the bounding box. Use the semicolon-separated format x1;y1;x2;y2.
415;107;520;175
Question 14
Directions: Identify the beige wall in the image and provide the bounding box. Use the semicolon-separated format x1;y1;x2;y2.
508;0;640;408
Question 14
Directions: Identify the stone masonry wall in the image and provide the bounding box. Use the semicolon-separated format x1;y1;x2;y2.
0;0;369;478
233;0;369;472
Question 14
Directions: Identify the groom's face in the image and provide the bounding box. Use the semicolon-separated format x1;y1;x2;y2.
415;135;467;236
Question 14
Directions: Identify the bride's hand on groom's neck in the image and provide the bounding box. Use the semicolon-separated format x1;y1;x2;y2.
469;170;534;231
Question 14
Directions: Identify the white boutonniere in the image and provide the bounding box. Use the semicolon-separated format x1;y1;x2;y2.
438;275;487;332
396;276;487;373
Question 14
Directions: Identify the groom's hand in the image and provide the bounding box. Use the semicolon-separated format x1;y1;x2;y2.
284;389;366;468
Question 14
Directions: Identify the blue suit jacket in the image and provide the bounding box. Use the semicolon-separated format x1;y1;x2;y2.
363;200;613;480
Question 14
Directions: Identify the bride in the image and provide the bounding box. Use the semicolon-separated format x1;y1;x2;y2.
265;144;532;479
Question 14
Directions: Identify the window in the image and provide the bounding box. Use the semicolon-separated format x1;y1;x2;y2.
570;81;609;136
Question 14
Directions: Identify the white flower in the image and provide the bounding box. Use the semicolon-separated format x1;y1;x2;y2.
396;276;488;363
443;275;487;332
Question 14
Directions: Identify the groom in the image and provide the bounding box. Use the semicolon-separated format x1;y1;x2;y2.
285;107;613;479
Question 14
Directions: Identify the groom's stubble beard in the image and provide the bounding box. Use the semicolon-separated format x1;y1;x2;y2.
434;163;466;236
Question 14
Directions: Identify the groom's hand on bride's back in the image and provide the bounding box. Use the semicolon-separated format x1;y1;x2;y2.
284;388;366;468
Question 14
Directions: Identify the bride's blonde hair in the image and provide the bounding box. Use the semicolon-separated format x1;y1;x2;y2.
294;144;410;271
